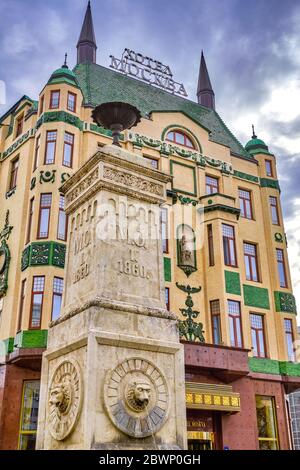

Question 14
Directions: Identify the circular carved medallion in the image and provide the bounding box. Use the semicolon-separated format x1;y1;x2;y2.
48;359;83;441
104;357;169;438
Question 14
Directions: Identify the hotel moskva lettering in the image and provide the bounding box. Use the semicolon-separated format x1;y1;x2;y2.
109;48;188;97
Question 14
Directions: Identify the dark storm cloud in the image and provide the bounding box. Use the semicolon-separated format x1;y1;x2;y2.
264;117;300;139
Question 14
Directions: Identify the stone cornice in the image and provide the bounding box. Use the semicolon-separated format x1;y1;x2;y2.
62;145;172;212
50;297;178;328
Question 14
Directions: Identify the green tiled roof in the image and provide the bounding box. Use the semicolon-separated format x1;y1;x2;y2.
48;67;80;88
73;63;251;159
245;136;272;156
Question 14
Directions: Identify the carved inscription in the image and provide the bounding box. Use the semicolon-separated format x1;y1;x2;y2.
117;249;151;280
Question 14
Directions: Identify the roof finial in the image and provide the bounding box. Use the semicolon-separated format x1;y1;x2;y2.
62;52;68;69
252;124;257;139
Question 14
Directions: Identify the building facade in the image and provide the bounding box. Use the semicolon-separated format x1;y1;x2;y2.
0;2;299;450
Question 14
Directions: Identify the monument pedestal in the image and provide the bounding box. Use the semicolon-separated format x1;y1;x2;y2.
36;145;187;450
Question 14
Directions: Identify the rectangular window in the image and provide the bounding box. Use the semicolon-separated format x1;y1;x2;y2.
67;92;76;112
50;90;60;109
244;242;259;282
228;300;243;348
269;196;279;225
39;95;44;116
30;276;45;329
63;132;74;167
255;396;279;450
57;195;67;241
144;155;159;169
161;207;168;253
251;313;266;358
165;287;170;311
207;224;214;266
17;279;26;332
284;319;295;361
33;135;40;171
206;175;219;195
44;130;57;164
52;277;64;321
210;300;221;345
222;224;237;267
15;115;23;137
18;381;40;450
265;160;273;177
9;156;19;190
26;197;34;244
239;188;253;219
38;193;52;239
276;248;287;288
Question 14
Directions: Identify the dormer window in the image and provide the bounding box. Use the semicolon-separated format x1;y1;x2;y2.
15;114;23;138
166;130;195;149
39;96;44;116
50;90;60;109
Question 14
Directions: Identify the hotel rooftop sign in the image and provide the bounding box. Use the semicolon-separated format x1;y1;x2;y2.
109;48;188;97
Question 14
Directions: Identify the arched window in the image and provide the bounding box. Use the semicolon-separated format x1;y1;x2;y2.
166;130;195;149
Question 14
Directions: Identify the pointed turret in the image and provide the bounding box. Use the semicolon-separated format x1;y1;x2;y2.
197;51;215;110
77;1;97;65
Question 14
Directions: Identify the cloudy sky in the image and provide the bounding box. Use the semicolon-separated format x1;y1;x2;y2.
0;0;299;319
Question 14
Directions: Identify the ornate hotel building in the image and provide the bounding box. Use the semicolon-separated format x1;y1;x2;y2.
0;2;299;450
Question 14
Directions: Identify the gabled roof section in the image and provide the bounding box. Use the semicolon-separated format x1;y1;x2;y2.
73;63;251;159
0;95;35;124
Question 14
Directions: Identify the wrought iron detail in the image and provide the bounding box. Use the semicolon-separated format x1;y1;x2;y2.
176;283;204;342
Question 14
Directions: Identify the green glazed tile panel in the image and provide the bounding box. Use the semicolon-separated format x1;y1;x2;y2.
21;241;66;271
233;170;259;183
0;337;14;356
14;330;48;349
279;362;300;376
249;357;300;377
243;284;270;309
248;357;280;375
274;291;297;314
260;178;280;191
225;271;241;295
164;257;171;282
36;111;83;131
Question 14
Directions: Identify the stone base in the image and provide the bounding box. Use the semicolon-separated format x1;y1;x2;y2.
36;301;187;450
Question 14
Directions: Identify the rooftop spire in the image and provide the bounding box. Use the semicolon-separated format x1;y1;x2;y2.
62;52;68;69
77;1;97;65
252;124;257;139
197;51;215;110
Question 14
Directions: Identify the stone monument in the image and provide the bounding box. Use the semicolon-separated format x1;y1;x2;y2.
36;132;187;449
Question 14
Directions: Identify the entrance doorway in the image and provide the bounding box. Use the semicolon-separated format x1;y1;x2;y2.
187;409;221;450
188;431;214;450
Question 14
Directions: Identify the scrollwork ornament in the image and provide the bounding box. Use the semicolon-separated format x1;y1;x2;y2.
48;359;83;441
